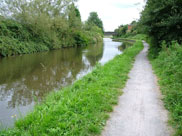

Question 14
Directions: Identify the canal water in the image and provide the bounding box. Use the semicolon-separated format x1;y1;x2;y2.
0;38;122;129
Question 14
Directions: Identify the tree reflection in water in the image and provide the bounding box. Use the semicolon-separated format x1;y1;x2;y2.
0;38;122;128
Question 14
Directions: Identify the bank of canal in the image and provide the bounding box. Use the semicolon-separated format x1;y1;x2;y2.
0;38;122;129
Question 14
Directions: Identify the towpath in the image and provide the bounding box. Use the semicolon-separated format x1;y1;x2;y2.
102;42;172;136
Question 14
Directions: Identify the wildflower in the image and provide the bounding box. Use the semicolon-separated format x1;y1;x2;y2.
11;114;17;118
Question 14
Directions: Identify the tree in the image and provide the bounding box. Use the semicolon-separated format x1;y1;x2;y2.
86;12;104;32
114;25;128;37
139;0;182;47
68;3;82;29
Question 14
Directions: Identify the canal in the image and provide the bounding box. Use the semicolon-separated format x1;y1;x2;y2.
0;38;122;128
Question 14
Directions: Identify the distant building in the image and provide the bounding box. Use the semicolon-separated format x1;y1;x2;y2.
128;25;133;31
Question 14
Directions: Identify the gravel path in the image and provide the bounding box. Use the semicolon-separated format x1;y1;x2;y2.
102;42;172;136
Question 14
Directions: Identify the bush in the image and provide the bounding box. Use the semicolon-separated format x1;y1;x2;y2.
73;31;89;46
0;17;51;56
0;36;49;56
0;17;31;41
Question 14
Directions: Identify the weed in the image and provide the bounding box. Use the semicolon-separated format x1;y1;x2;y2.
149;41;182;135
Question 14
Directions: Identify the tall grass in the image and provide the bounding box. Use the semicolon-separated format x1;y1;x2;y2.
149;42;182;136
0;41;143;136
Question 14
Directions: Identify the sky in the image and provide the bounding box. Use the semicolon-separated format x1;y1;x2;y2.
77;0;146;31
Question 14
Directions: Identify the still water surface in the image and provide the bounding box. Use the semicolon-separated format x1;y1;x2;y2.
0;38;122;128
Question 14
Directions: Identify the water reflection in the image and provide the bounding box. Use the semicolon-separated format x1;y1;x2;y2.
0;38;122;128
118;41;133;51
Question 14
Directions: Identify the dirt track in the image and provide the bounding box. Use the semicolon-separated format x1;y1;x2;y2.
102;42;172;136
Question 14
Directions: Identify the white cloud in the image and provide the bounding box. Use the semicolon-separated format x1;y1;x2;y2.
76;0;145;31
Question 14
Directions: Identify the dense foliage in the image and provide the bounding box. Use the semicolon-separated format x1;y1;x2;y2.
114;21;139;38
139;0;182;48
0;16;50;56
0;41;143;135
149;42;182;135
0;0;103;57
114;25;128;37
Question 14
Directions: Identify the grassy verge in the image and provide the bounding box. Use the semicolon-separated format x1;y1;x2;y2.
0;41;143;136
113;38;136;43
113;34;147;41
149;42;182;136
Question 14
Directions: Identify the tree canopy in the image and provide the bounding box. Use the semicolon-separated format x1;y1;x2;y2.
86;12;104;32
139;0;182;47
114;25;128;37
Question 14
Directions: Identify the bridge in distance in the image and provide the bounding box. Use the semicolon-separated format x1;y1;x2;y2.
104;32;116;36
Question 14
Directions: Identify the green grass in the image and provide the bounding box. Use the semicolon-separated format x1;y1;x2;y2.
113;38;136;43
130;34;147;41
113;34;147;41
149;42;182;136
113;34;148;44
0;41;143;136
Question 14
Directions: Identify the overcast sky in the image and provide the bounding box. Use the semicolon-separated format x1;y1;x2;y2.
76;0;146;31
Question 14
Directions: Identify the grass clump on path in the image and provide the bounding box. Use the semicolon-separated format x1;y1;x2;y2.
149;42;182;136
0;41;143;136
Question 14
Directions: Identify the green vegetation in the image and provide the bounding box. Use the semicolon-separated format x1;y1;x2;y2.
0;0;103;57
114;21;139;39
139;0;182;48
114;34;147;42
0;16;50;57
114;25;128;37
114;1;182;134
129;34;147;41
135;1;182;134
114;0;182;49
0;41;143;136
86;12;104;33
149;42;182;135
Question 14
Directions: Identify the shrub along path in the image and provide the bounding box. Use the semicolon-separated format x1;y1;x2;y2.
102;42;173;136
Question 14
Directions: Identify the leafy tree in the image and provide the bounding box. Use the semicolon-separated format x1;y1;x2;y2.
114;25;128;37
130;21;139;34
86;12;104;32
68;3;82;29
139;0;182;48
